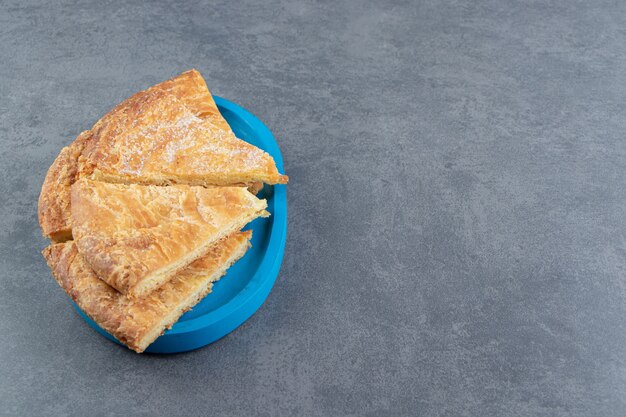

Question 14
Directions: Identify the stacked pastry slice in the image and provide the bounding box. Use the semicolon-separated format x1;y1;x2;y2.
43;232;253;353
38;70;287;352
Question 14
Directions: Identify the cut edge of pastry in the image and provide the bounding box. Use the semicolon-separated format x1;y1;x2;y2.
133;232;252;352
128;205;268;299
89;168;289;187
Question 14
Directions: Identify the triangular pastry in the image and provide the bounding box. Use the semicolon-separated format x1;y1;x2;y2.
152;70;263;193
42;231;252;353
71;178;268;298
78;70;288;187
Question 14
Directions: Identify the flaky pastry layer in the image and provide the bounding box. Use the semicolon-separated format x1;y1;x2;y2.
70;178;268;299
79;70;287;186
43;231;252;353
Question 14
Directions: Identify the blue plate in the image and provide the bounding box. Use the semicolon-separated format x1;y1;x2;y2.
74;96;287;354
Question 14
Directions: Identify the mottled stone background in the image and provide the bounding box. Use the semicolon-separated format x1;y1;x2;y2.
1;0;625;416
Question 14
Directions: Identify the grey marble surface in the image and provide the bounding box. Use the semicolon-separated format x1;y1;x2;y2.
1;0;625;416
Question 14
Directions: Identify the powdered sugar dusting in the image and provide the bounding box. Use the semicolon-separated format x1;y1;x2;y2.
91;89;279;182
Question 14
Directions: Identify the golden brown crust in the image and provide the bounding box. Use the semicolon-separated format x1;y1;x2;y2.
156;69;232;131
70;178;268;298
42;231;252;353
37;131;91;241
79;70;287;186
